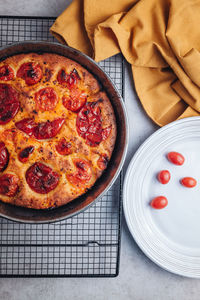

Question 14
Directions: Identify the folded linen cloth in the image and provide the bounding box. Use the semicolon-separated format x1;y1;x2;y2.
50;0;200;126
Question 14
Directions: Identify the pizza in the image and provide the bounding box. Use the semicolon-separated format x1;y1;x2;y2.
0;53;116;209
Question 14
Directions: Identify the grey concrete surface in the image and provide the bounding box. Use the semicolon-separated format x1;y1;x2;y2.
1;1;200;299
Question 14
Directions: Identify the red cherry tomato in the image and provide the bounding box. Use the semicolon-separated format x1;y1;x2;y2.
66;158;92;187
17;62;43;85
167;152;185;165
15;118;65;140
0;65;14;81
62;90;87;112
34;118;65;140
150;196;168;209
56;138;73;155
15;118;36;136
97;154;109;170
26;162;59;194
181;177;197;188
76;102;103;147
0;142;9;172
57;68;80;89
0;83;20;124
18;146;34;163
157;170;171;184
0;174;19;197
35;87;58;111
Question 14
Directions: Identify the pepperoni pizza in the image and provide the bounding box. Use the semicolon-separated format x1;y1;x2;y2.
0;53;116;209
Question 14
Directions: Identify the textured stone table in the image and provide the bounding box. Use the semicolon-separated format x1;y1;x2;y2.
0;1;200;299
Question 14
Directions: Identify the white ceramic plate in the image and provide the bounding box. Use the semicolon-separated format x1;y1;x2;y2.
124;117;200;278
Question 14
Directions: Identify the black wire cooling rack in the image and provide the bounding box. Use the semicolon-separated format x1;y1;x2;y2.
0;16;124;277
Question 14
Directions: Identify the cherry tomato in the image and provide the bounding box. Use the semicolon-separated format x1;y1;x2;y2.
157;170;171;184
76;102;103;147
0;83;20;124
26;162;59;194
167;152;185;165
57;68;80;89
0;65;14;81
15;118;36;136
62;90;87;112
180;177;197;188
17;62;43;85
34;118;65;140
66;158;92;186
56;138;73;155
15;118;65;140
150;196;168;209
35;87;58;111
0;142;9;172
18;146;34;163
0;174;19;197
97;154;109;170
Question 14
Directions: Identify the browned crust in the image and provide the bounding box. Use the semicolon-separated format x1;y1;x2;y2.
0;53;117;209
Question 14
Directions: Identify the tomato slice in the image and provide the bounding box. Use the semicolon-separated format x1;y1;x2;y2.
56;138;73;155
34;118;65;140
0;83;20;125
18;146;34;163
157;170;171;184
15;118;36;136
97;154;109;170
180;177;197;188
17;62;43;85
15;118;65;140
76;102;104;147
150;196;168;209
35;87;58;111
26;162;59;194
167;152;185;165
62;90;87;112
57;68;80;89
0;142;9;172
67;158;92;186
0;65;14;81
0;173;19;197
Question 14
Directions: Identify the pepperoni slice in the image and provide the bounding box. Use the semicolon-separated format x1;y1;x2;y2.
18;146;34;163
62;90;87;112
35;87;58;111
0;65;14;81
67;158;92;186
0;83;20;125
34;118;65;140
57;68;80;89
97;154;109;170
17;62;42;85
15;118;65;140
0;174;19;197
15;118;36;136
0;142;9;172
56;138;73;155
26;162;59;194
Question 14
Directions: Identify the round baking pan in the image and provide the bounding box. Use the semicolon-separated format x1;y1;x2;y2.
0;41;128;223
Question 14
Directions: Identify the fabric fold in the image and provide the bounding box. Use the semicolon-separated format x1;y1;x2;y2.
50;0;200;126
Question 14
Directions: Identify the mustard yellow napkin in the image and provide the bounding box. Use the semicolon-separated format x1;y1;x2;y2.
51;0;200;126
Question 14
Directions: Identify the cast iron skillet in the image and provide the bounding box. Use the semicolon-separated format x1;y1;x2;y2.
0;41;128;223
